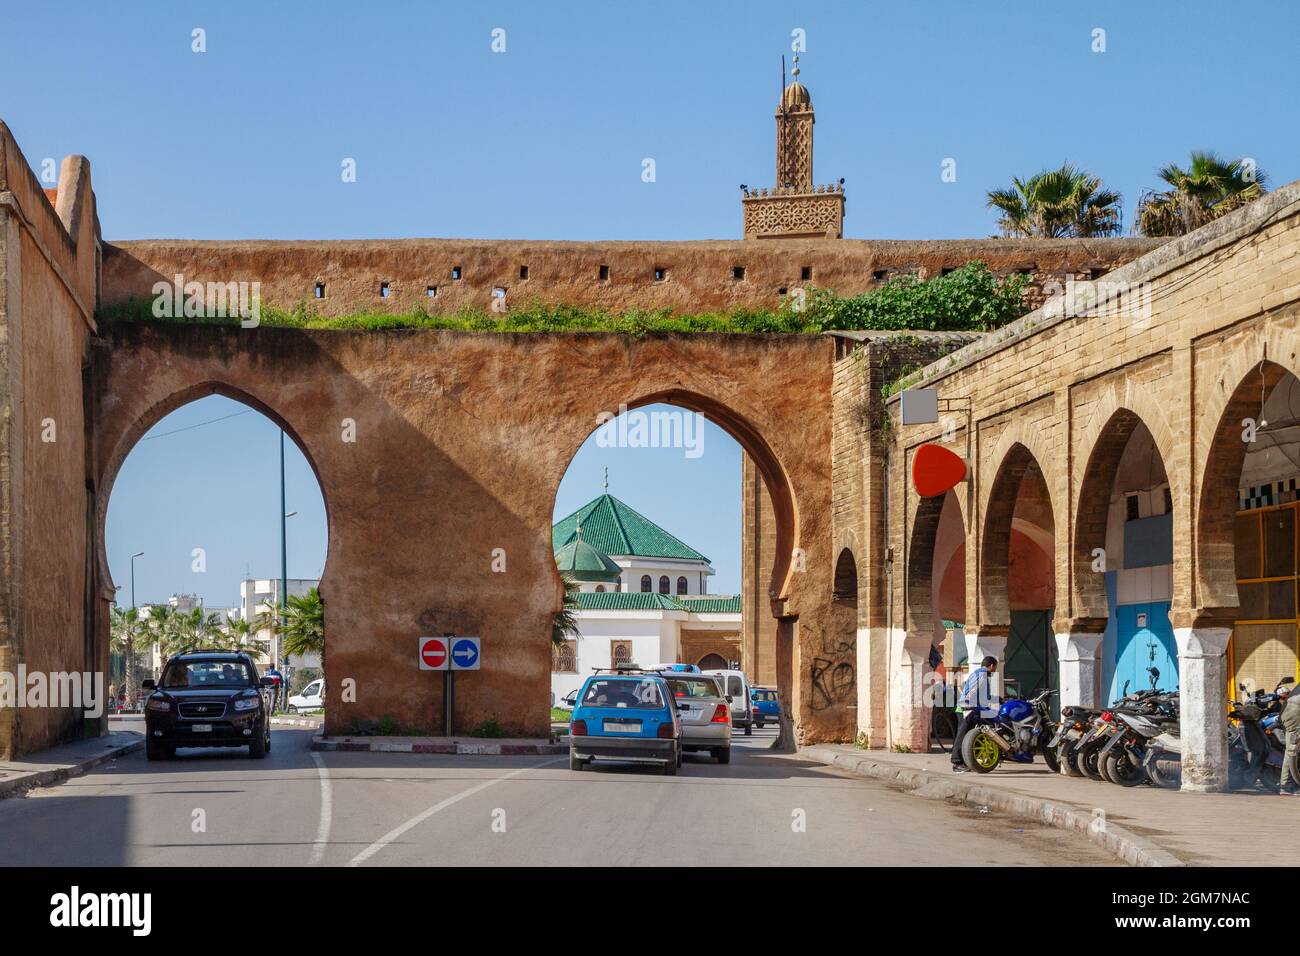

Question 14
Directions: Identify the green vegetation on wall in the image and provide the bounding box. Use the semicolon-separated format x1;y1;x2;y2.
98;261;1029;335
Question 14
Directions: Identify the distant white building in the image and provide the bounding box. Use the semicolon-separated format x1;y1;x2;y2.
550;494;741;703
240;577;321;671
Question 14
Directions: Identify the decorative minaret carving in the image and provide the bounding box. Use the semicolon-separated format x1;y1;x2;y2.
742;55;845;239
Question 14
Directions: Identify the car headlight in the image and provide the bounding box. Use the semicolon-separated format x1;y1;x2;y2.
146;698;171;713
233;697;259;712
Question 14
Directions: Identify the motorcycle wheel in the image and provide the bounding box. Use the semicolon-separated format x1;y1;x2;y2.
1039;735;1060;773
961;730;1003;773
1102;750;1147;787
1147;755;1181;790
1074;740;1103;780
1057;741;1083;776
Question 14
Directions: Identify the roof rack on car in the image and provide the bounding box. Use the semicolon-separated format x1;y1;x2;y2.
593;665;652;675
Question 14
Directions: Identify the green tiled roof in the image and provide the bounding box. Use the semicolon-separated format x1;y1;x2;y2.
678;595;742;614
552;494;709;562
574;591;741;614
575;591;688;611
554;537;622;582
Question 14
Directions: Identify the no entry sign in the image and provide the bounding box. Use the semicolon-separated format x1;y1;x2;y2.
418;636;449;670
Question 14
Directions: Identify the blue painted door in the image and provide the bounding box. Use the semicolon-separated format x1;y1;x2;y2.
1107;601;1178;700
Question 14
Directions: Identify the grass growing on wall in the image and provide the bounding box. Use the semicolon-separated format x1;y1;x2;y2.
97;261;1030;335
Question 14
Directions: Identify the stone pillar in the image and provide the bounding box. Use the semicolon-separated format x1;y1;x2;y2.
1055;630;1104;709
965;625;1008;700
891;630;932;752
1174;623;1232;793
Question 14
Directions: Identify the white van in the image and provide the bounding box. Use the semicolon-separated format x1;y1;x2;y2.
287;678;324;713
703;669;752;735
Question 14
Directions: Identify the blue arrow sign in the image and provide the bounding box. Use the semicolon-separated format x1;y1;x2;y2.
450;637;480;671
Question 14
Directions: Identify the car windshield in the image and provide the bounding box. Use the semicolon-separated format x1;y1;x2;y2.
667;678;721;699
753;690;777;701
582;678;664;709
160;659;252;689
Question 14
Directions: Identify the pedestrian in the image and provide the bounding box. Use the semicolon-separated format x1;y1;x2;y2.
1279;686;1300;795
952;655;999;773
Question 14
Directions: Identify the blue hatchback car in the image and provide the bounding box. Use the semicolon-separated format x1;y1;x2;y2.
569;671;681;774
750;687;780;729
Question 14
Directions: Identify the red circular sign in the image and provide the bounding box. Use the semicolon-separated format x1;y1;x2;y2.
421;638;447;668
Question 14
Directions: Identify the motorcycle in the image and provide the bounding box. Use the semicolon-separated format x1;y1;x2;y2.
1102;693;1180;788
1228;677;1294;790
1048;705;1097;777
960;688;1060;773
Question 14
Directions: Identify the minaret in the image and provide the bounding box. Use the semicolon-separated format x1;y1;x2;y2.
741;55;845;240
776;55;814;189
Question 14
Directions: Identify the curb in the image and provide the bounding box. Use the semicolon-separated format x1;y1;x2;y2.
0;734;144;800
271;716;323;728
312;735;566;755
801;746;1185;868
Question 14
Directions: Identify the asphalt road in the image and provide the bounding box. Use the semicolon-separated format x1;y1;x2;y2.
0;724;1115;866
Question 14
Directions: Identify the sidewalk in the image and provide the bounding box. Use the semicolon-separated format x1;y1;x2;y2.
0;729;143;798
803;744;1298;867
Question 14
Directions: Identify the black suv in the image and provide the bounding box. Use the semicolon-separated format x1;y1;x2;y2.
142;651;275;760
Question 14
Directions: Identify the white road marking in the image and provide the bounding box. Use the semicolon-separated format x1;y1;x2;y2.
346;757;563;867
309;750;332;865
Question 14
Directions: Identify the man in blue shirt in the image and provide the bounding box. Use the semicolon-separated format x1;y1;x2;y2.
952;656;999;773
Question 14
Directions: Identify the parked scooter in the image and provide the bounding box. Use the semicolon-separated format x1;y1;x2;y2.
1048;705;1097;777
1228;676;1293;790
961;688;1060;773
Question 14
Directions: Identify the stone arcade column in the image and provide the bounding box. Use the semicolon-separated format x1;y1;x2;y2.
1174;616;1233;793
1054;622;1106;709
891;630;933;752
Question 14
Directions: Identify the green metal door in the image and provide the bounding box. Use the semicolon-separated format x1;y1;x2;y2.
1005;610;1058;718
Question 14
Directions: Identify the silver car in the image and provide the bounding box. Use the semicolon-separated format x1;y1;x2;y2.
660;673;732;764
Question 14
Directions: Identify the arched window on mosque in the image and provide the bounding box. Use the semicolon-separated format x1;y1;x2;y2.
676;576;688;595
640;575;652;592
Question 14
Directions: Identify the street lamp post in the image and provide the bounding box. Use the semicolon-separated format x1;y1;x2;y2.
130;551;144;609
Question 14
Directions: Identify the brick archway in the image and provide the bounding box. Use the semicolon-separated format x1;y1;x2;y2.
1197;358;1297;610
1072;387;1176;621
980;442;1054;626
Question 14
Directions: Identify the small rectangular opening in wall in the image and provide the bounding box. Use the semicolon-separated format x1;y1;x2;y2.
426;285;437;297
493;287;507;298
1018;265;1037;277
778;286;788;296
872;269;889;282
1126;493;1141;521
801;265;812;281
654;267;666;282
1089;267;1109;280
314;282;325;299
941;267;956;276
732;266;745;281
380;282;390;298
452;266;462;280
599;264;610;281
519;265;529;280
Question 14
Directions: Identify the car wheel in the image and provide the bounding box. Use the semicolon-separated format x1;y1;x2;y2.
755;721;764;729
249;724;268;759
569;751;585;772
715;747;731;764
286;705;297;714
662;756;678;776
146;737;167;761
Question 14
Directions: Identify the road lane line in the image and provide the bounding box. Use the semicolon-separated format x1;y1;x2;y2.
309;751;333;865
346;757;563;867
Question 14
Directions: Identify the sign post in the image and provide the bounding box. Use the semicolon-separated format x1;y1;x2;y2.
418;636;450;734
419;635;480;737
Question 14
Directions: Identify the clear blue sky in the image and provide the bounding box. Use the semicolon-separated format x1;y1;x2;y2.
17;1;1294;604
5;1;1295;241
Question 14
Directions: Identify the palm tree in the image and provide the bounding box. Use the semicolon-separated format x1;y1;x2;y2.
224;616;260;659
109;605;143;709
1136;151;1268;237
987;163;1123;238
141;603;175;678
552;573;581;648
281;587;325;683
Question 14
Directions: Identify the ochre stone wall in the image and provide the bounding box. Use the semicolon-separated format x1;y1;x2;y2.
0;123;101;758
100;237;1161;318
90;326;840;742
